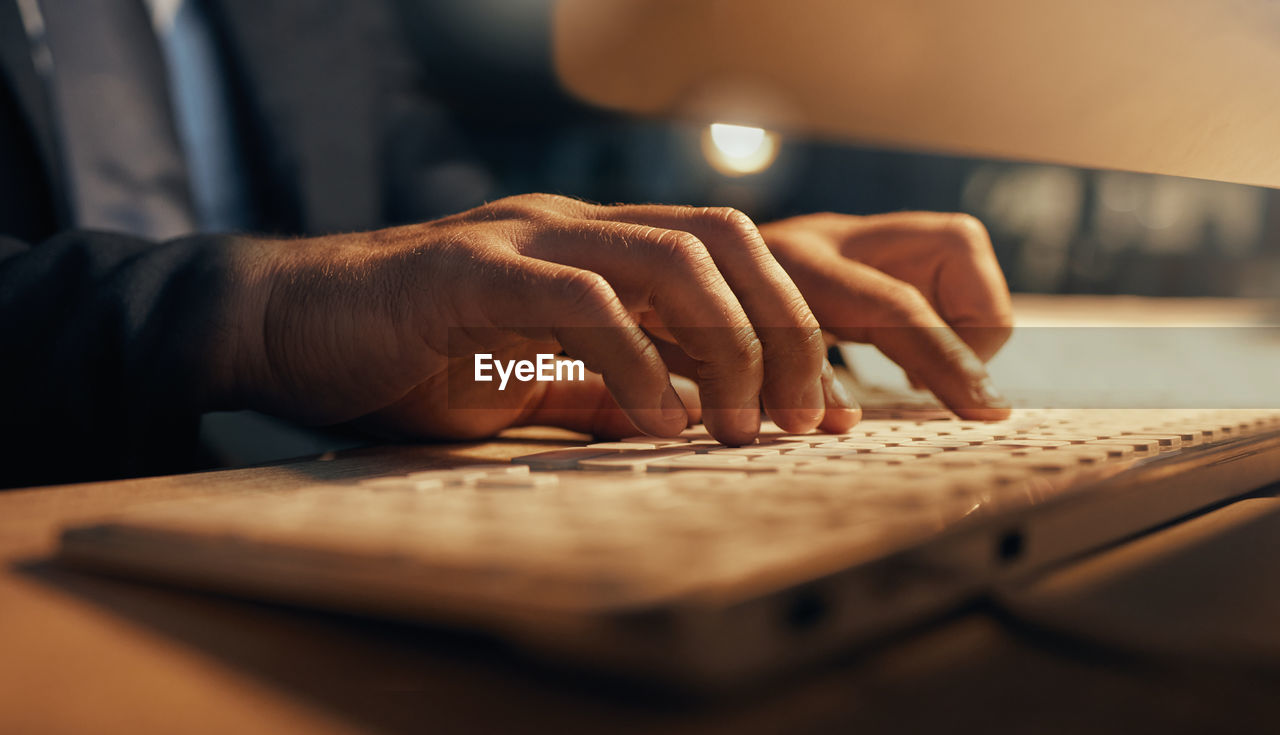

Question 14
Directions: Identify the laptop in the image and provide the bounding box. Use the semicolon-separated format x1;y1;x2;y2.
56;0;1280;689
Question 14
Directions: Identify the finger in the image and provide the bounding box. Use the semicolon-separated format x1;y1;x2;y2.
646;336;857;436
470;257;689;436
518;217;765;445
815;212;1014;361
818;360;862;432
873;322;1011;421
520;371;702;438
787;251;1011;420
650;334;701;382
596;205;826;433
652;334;861;435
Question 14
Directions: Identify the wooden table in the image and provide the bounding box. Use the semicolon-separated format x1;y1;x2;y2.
6;296;1280;733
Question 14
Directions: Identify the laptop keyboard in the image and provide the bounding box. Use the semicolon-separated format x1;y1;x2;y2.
91;409;1280;609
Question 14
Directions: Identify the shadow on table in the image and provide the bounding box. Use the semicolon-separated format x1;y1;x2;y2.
13;558;870;734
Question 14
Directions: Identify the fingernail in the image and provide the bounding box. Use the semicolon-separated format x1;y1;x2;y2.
660;383;688;428
974;376;1009;407
799;376;825;422
830;373;859;410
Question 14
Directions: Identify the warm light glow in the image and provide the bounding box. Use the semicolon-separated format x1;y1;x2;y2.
702;123;779;176
710;123;766;157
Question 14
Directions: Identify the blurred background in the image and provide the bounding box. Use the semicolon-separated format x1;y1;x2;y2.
378;0;1280;298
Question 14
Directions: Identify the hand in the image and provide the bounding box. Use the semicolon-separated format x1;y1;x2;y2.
759;211;1014;420
215;195;861;445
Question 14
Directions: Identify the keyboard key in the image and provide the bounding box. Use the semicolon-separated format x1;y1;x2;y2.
783;447;861;457
513;448;620;470
796;459;903;473
1137;429;1202;444
1119;433;1185;448
1087;438;1161;453
708;447;783;456
756;432;828;444
947;431;1011;442
864;434;912;444
620;437;690;447
648;455;751;472
578;448;696;471
826;441;890;452
1078;442;1136;458
914;440;970;450
405;466;528;485
679;440;725;453
588;442;656;451
956;445;1043;455
749;454;824;466
869;446;946;458
477;474;561;489
1053;447;1116;464
679;425;713;439
885;433;949;442
993;439;1071;449
932;452;1012;467
1021;433;1100;443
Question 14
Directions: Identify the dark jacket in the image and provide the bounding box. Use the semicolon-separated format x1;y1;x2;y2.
0;0;467;487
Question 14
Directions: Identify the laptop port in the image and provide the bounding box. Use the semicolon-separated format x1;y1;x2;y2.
996;529;1024;563
784;586;829;632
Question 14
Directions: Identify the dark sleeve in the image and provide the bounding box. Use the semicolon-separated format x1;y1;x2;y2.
0;230;234;488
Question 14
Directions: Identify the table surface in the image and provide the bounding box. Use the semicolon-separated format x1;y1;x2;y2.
6;295;1280;734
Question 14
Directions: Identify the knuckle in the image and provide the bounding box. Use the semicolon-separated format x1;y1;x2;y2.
692;327;764;387
785;297;822;334
704;341;764;389
475;195;540;221
523;192;594;213
652;229;714;270
763;325;825;373
732;330;766;370
699;206;763;242
556;269;616;316
886;281;932;322
702;327;764;376
477;193;576;221
510;192;568;208
945;212;993;254
796;325;827;362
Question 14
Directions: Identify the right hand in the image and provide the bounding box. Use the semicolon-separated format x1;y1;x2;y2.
759;211;1014;420
213;194;853;445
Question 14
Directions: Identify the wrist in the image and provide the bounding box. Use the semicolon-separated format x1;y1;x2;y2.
204;234;280;412
206;228;437;424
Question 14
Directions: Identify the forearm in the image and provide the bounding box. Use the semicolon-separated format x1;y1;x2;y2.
0;230;250;486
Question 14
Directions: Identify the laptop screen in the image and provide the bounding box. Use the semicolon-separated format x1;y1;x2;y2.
553;0;1280;190
400;0;1280;298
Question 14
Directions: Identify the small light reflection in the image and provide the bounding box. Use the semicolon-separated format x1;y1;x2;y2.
702;123;779;176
